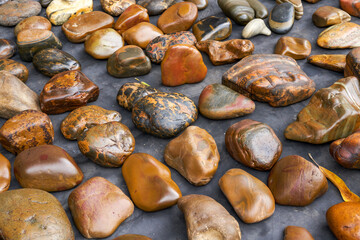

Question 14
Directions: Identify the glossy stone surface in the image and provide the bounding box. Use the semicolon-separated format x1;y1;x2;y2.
219;168;275;223
178;194;241;240
122;153;182;211
85;28;124;59
247;0;268;18
269;3;295;34
222;54;315;107
218;0;254;25
242;18;271;38
0;59;28;82
312;6;351;27
62;11;114;43
114;4;149;34
132;92;198;138
17;29;62;62
164;126;220;186
345;47;360;79
0;153;10;193
14;16;52;37
117;82;157;111
61;105;122;140
185;0;207;10
330;131;360;169
198;83;255;119
317;22;360;49
0;0;41;26
14;145;83;191
307;54;346;72
0;71;39;119
268;155;328;206
107;45;151;78
196;39;254;65
285;77;360;144
145;31;196;63
101;0;134;16
0;39;16;59
0;188;74;240
68;177;134;238
276;0;302;20
137;0;175;15
33;48;81;77
0;110;54;154
122;22;163;49
284;226;314;240
113;235;152;240
40;70;99;114
161;44;207;86
274;36;311;60
192;16;232;42
340;0;360;17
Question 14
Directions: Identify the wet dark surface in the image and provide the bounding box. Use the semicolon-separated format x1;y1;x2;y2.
0;0;359;239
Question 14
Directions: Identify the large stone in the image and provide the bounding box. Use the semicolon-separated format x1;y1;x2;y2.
117;82;157;111
242;18;271;38
14;16;52;37
345;47;360;79
0;39;16;59
137;0;175;15
114;4;149;34
269;2;295;34
0;59;28;82
0;153;10;193
192;16;232;42
0;0;41;26
317;22;360;49
122;22;163;49
312;6;351;28
340;0;360;17
284;226;314;240
276;0;302;20
274;36;312;60
101;0;134;16
185;0;207;10
307;54;346;72
330;131;360;169
113;235;152;240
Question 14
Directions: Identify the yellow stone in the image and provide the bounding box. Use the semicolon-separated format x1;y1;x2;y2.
46;0;93;25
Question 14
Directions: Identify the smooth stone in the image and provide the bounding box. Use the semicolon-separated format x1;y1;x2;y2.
198;83;255;119
226;119;282;170
284;226;314;240
122;153;182;211
274;36;311;60
40;70;99;114
307;54;346;72
157;2;198;34
46;0;93;26
113;235;152;240
269;2;295;34
285;77;360;144
330;131;360;169
62;11;114;43
145;31;196;63
40;0;53;7
340;0;360;17
14;145;83;191
317;22;360;49
345;47;360;79
14;16;52;37
192;16;232;42
33;48;81;77
0;59;28;82
164;126;220;186
132;92;198;138
185;0;208;10
17;29;62;62
114;4;149;34
61;105;122;140
101;0;135;16
0;0;41;26
0;189;74;240
276;0;303;20
0;39;16;59
222;54;315;107
122;22;163;49
247;0;268;18
0;110;54;154
219;168;275;223
218;0;254;25
312;6;351;28
178;194;242;240
137;0;175;15
68;177;134;238
161;44;207;86
117;82;157;111
78;122;135;167
0;153;10;193
107;45;151;78
242;18;271;38
0;71;40;119
85;28;124;59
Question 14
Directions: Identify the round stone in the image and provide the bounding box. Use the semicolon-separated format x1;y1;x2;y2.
114;4;149;34
0;59;28;82
0;0;41;26
14;16;52;37
122;22;163;49
0;39;16;59
269;2;295;34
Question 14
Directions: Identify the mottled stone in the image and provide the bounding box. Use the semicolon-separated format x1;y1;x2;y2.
219;169;275;223
269;2;295;34
137;0;175;15
132;92;198;138
0;0;41;26
317;22;360;49
122;22;163;49
0;153;10;193
284;226;314;240
307;54;346;72
0;59;28;82
14;16;52;37
101;0;135;16
40;70;99;114
242;18;271;38
0;39;16;59
113;235;152;240
192;16;232;42
340;0;360;17
345;47;360;79
68;177;134;238
276;0;303;20
312;6;351;28
116;82;157;111
218;0;254;25
122;153;182;211
114;4;149;34
14;145;83;191
274;36;311;60
185;0;207;10
330;131;360;169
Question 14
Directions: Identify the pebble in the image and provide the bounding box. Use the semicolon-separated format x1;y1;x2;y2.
274;36;311;60
340;0;360;17
269;2;295;34
122;22;163;49
345;47;360;79
307;54;346;72
317;22;360;49
192;16;232;42
312;6;351;28
185;0;208;10
0;39;16;59
242;18;271;38
101;0;134;16
218;0;254;25
0;0;41;26
14;16;52;37
284;226;315;240
276;0;303;20
330;131;360;169
0;153;10;193
117;82;157;111
0;59;28;82
137;0;175;15
114;4;149;34
247;0;268;18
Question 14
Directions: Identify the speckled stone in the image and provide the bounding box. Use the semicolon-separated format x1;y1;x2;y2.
0;59;28;82
269;2;295;34
192;16;232;42
14;16;52;37
307;54;346;72
0;0;41;26
137;0;175;15
100;0;135;16
317;22;360;49
117;82;157;111
312;6;351;28
0;39;16;59
185;0;208;10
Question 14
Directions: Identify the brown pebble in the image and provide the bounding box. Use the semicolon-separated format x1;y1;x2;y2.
122;22;163;49
14;16;51;37
274;36;311;60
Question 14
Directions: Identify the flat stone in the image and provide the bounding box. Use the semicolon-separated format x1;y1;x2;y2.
114;4;149;34
68;177;134;238
0;39;16;59
268;155;328;206
14;145;83;191
117;82;157;111
61;105;122;140
274;36;311;60
196;39;254;65
107;45;151;78
164;126;220;186
330;131;360;169
0;0;41;26
0;153;10;193
218;0;254;25
222;54;315;107
269;2;295;34
40;70;99;114
0;59;28;82
312;6;351;28
0;71;40;119
317;22;360;49
276;0;303;20
284;226;314;240
0;188;74;240
33;48;81;77
0;110;54;154
185;0;208;10
345;47;360;79
219;168;275;223
132;92;198;138
14;16;52;37
242;18;271;38
340;0;360;17
122;153;182;211
137;0;175;15
101;0;134;16
307;54;346;72
122;22;163;49
192;16;232;42
145;31;196;63
113;235;152;240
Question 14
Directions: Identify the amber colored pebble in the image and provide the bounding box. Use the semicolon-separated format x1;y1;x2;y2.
68;177;134;238
329;131;360;169
317;22;360;49
14;16;51;37
101;0;135;16
122;153;182;212
0;59;28;82
0;39;16;59
122;22;163;49
117;82;157;111
345;47;360;79
274;36;311;60
0;153;10;193
307;54;346;72
340;0;360;17
312;6;351;28
284;226;314;240
114;4;149;34
113;235;152;240
185;0;208;10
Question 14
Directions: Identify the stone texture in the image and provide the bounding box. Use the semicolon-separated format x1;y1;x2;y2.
113;235;152;240
312;6;351;28
0;153;10;193
345;47;360;79
269;2;295;34
274;36;311;60
137;0;175;15
218;0;254;25
247;0;268;18
317;22;360;49
340;0;360;17
185;0;207;10
101;0;135;16
276;0;303;20
0;39;16;59
242;18;271;38
40;0;53;7
114;4;149;34
307;54;346;72
192;16;232;42
0;0;41;26
330;131;360;169
14;16;52;37
0;59;28;82
284;226;314;240
122;22;163;49
117;82;157;111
